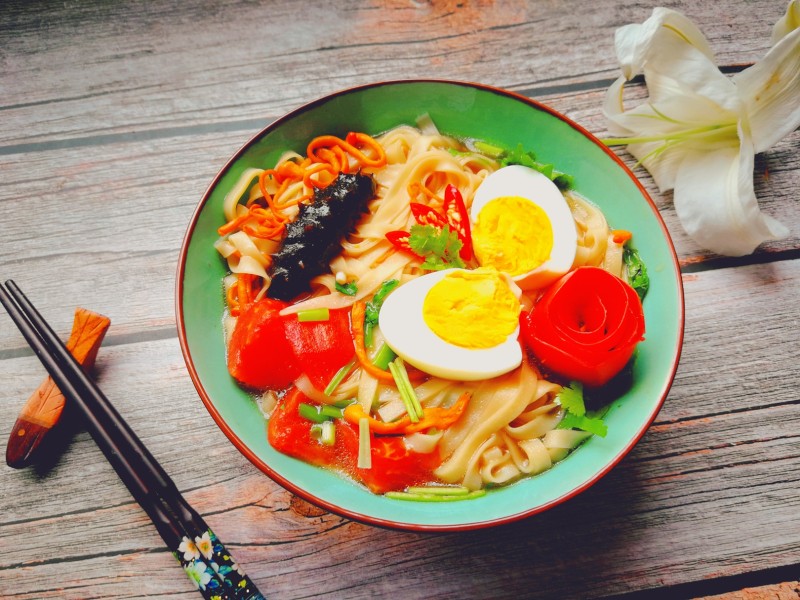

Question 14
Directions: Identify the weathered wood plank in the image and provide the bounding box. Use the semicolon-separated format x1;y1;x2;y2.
0;1;788;147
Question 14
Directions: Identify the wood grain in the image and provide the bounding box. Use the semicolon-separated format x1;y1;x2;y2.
1;1;798;598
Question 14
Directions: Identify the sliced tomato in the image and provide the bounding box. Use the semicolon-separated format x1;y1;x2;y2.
227;299;300;390
443;184;473;260
228;300;354;391
363;435;440;494
268;387;441;494
521;267;645;387
268;387;351;465
283;308;355;390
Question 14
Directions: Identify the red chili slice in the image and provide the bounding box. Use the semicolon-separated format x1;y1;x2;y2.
443;184;473;260
409;202;448;228
521;266;645;387
386;230;421;258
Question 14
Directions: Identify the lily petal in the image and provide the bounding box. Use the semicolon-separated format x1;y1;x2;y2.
605;72;739;192
673;126;789;256
613;7;715;80
733;27;800;153
772;0;800;44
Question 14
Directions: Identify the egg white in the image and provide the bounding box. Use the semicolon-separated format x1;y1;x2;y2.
378;269;523;381
471;165;577;290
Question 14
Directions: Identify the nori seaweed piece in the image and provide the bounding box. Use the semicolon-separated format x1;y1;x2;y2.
267;172;375;301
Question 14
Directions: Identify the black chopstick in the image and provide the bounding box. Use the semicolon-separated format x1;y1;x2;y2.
0;280;265;600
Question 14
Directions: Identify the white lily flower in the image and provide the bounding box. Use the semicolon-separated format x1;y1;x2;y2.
603;4;800;256
772;0;799;43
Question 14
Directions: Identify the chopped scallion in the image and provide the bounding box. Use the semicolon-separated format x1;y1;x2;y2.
297;308;330;322
319;405;343;419
323;359;355;395
331;397;357;409
335;281;358;296
320;420;336;446
357;417;371;469
395;358;423;419
388;360;420;423
371;343;397;370
385;489;487;502
473;140;505;157
406;486;470;496
311;422;336;446
298;403;328;423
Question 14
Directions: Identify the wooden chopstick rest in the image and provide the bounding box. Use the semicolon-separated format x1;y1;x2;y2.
5;307;110;468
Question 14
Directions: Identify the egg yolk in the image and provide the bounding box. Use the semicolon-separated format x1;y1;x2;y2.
422;268;520;349
472;196;554;276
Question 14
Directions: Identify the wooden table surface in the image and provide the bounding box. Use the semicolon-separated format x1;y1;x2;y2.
1;1;798;598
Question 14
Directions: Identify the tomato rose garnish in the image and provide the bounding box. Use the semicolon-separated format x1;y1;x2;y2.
521;266;645;387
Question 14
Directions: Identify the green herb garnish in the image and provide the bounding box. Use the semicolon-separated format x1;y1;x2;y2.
407;224;466;271
498;143;574;190
335;280;358;296
623;245;649;301
555;381;608;438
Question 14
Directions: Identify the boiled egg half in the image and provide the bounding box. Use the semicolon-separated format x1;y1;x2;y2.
470;165;577;290
378;267;522;380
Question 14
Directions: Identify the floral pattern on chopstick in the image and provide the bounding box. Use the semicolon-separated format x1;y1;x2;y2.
175;528;264;600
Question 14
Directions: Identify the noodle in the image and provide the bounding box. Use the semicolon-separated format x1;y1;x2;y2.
215;124;634;493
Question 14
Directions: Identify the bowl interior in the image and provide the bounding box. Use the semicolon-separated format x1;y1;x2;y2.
178;80;683;530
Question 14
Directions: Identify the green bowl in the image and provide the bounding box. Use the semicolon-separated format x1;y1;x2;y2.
176;80;684;531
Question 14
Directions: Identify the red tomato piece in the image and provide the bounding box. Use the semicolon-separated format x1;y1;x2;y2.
283;308;355;390
268;387;352;466
521;266;645;387
363;435;440;494
268;387;441;494
227;299;301;390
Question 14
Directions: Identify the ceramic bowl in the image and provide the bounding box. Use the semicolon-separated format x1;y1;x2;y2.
176;80;684;531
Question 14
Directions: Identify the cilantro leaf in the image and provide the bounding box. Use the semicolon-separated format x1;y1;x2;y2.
556;381;586;416
557;412;608;438
408;224;465;271
623;245;649;301
335;281;358;296
498;143;574;190
555;381;608;438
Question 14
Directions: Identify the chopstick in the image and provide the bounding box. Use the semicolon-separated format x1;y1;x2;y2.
0;280;265;600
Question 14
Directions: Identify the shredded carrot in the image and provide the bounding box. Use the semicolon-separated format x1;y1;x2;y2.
303;162;338;189
230;273;260;315
219;131;386;253
307;133;387;170
343;392;471;435
226;283;241;316
351;300;397;382
408;181;442;204
612;229;633;245
345;132;387;168
217;212;251;236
